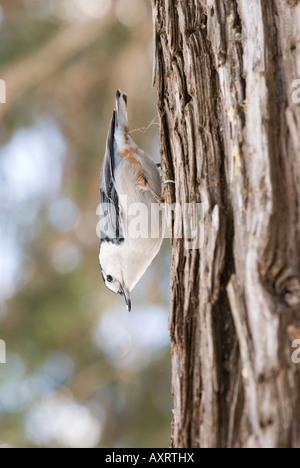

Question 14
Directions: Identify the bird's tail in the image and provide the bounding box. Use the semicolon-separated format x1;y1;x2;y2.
115;90;128;130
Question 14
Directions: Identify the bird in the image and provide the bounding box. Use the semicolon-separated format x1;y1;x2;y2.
99;90;164;312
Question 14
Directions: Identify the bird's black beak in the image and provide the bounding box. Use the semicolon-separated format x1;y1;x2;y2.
121;286;131;312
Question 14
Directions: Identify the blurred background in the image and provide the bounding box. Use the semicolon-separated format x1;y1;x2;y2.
0;0;172;448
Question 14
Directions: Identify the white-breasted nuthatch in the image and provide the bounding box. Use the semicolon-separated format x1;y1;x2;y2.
99;90;164;311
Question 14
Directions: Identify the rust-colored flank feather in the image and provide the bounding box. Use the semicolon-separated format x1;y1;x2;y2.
120;132;147;188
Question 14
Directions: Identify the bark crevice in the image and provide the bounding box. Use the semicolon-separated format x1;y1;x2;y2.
153;0;300;448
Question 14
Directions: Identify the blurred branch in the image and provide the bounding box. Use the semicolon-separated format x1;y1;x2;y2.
0;14;115;119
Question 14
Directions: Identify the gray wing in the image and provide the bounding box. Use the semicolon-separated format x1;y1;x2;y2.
100;111;124;244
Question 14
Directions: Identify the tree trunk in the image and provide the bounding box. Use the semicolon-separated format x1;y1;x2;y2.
153;0;300;448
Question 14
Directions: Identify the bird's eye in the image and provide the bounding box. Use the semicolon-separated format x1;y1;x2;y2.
106;275;113;283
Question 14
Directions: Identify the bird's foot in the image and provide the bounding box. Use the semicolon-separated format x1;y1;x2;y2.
162;179;175;185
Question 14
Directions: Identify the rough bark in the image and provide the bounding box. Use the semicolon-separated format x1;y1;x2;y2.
153;0;300;448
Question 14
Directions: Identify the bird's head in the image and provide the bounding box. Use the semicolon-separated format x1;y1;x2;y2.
99;243;132;312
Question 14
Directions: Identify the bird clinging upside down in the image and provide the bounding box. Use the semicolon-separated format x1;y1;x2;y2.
99;90;164;311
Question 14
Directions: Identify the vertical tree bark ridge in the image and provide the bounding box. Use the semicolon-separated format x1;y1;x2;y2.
153;0;300;448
